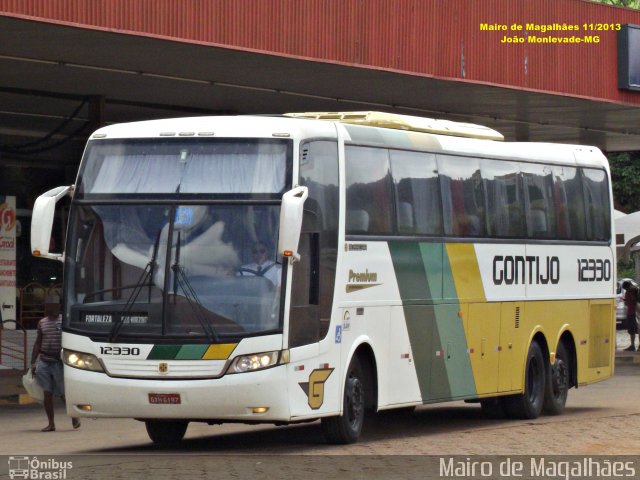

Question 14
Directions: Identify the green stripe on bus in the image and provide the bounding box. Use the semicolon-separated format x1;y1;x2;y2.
441;244;459;301
440;245;477;398
389;242;450;401
175;344;209;360
388;242;431;303
389;241;477;401
147;345;182;360
432;306;476;399
402;305;448;401
419;243;443;300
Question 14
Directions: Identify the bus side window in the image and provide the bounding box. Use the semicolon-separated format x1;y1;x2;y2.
521;164;556;239
480;159;524;238
437;155;486;237
582;168;611;242
562;168;587;240
345;146;393;235
389;149;442;236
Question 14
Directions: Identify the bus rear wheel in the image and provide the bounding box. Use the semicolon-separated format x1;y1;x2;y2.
145;420;188;445
543;342;570;415
504;341;545;419
321;356;366;444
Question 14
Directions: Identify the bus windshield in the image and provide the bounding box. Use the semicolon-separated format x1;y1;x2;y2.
66;203;283;340
77;138;289;196
64;138;291;340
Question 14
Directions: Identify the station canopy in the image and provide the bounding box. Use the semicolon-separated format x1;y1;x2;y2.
2;15;640;171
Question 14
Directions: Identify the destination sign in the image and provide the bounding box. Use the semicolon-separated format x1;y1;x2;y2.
81;312;149;324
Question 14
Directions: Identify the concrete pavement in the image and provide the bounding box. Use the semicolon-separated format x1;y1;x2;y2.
0;362;638;456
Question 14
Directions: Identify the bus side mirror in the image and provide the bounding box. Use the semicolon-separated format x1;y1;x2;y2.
31;185;74;262
278;186;308;262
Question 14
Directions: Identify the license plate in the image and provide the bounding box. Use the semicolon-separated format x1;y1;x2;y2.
148;393;181;404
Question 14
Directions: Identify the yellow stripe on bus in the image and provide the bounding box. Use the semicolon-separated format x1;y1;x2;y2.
202;343;238;360
446;243;486;303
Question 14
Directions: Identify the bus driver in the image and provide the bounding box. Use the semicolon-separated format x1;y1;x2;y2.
237;241;281;287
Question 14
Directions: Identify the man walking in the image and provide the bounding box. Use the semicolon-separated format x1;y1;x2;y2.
31;294;80;432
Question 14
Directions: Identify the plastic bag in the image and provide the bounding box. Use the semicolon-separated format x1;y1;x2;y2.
22;368;44;403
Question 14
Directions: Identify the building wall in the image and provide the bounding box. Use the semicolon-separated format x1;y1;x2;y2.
1;0;639;104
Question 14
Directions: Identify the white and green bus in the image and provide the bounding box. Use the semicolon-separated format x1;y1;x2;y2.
31;112;615;445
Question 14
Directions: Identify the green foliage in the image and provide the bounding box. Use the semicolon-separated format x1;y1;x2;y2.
618;258;636;279
594;0;640;8
608;152;640;213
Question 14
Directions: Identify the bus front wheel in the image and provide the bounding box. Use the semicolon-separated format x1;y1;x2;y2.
145;420;188;445
504;341;545;419
321;356;366;444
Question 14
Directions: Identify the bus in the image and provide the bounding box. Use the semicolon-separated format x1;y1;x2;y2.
31;111;615;445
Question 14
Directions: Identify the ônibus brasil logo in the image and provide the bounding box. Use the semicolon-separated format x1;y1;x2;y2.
8;456;72;479
0;202;15;232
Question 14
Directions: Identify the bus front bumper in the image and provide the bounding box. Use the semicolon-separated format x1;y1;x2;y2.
64;364;291;422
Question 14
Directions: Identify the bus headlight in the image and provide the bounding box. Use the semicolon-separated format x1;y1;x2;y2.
63;349;105;372
227;351;282;374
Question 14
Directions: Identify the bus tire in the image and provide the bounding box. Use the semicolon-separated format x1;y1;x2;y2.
145;420;188;445
504;341;545;419
321;356;366;444
543;342;570;415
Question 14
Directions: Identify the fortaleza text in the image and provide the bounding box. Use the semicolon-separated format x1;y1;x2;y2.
440;457;636;479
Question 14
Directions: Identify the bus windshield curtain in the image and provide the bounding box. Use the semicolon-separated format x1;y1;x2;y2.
85;145;286;194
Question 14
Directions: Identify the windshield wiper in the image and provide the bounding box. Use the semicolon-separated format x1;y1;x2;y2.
171;232;218;343
109;230;162;342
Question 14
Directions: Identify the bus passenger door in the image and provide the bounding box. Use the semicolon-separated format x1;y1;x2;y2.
288;231;339;418
287;140;340;419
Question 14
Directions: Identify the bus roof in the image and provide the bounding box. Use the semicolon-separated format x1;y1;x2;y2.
89;113;608;170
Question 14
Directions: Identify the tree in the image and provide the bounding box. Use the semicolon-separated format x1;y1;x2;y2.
608;153;640;213
610;153;640;279
593;0;640;8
